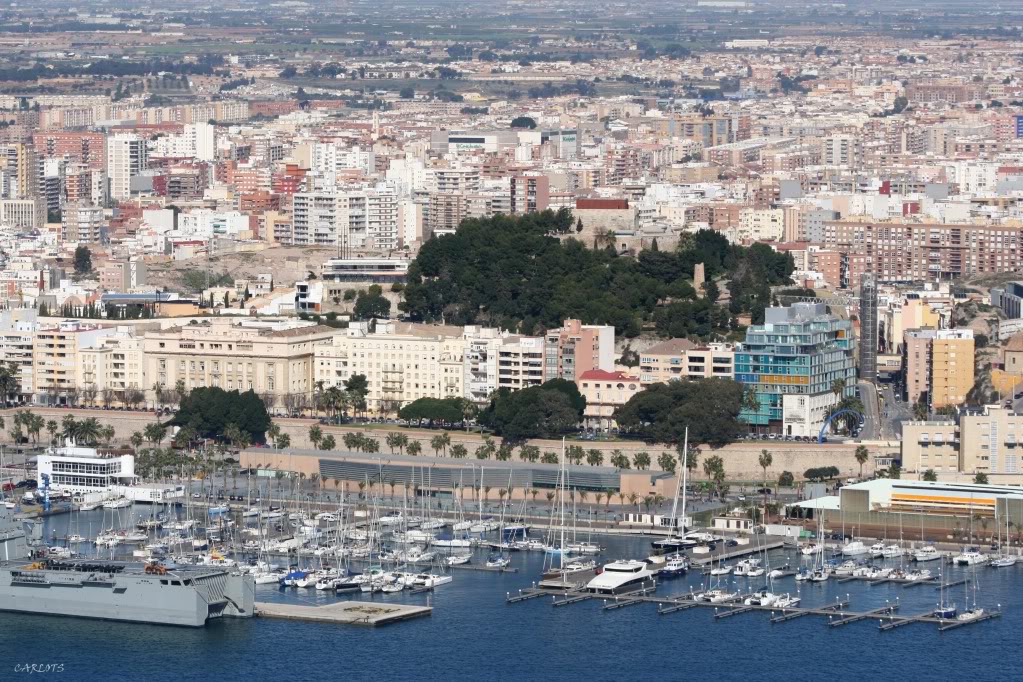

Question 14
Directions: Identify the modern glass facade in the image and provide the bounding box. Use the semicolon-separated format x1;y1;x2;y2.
736;303;856;428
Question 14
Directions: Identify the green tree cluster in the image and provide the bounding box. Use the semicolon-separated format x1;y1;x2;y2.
803;466;840;481
398;397;470;423
480;379;586;441
614;378;746;448
171;387;270;444
402;214;791;337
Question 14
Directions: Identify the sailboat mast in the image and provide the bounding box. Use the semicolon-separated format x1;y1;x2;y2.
678;427;689;537
559;437;566;571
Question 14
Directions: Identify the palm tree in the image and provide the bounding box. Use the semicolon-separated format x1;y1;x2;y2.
759;449;773;505
130;431;144;451
406;440;422;456
428;432;450;456
628;492;640;515
308;425;323;449
277;433;291;450
45;419;58;446
854;445;869;479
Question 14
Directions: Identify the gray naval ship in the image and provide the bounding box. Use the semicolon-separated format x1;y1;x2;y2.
0;507;254;627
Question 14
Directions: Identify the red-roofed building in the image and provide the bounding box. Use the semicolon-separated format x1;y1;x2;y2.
577;369;641;431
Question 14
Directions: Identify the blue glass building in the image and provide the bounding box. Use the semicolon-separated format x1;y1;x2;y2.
736;303;856;436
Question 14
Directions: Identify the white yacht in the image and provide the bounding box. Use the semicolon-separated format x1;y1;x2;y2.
744;589;779;607
774;594;801;608
913;545;941;562
585;560;655;595
881;544;903;559
842;540;869;556
869;542;886;558
957;607;985;622
954;548;989;566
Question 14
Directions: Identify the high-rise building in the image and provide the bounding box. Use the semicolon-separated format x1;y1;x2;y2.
106;134;147;202
902;328;974;408
736;303;856;437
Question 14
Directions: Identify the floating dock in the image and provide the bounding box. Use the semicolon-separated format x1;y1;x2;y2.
506;585;999;633
255;600;431;626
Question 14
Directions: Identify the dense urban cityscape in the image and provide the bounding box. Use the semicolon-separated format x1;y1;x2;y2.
0;0;1022;677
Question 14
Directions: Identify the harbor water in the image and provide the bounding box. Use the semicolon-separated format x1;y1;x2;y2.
3;513;1020;681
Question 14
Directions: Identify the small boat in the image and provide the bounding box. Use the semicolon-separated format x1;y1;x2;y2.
66;534;86;543
842;541;869;556
565;541;602;555
913;545;941;562
954;548;989;566
704;590;737;603
208;504;230;516
957;608;985;622
564;559;597;572
242;507;260;518
869;542;886;558
800;543;819;556
744;589;779;607
882;544;903;559
833;560;858;576
445;554;471;566
658;554;689;578
709;565;732;576
485;554;511;569
934;604;957;619
774;593;801;608
102;498;131;509
413;573;453;588
990;556;1017;568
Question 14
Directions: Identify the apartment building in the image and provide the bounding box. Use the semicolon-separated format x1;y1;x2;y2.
639;339;735;385
736;303;856;437
543;319;615;383
819;221;1023;284
106;134;147;202
902;328;974;408
33;321;120;405
900;420;961;475
0;308;36;401
497;335;546;391
142;319;336;405
314;320;465;413
77;328;146;402
61;204;106;244
902;406;1023;480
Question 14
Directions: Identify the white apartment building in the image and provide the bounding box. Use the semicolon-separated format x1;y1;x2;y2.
0;308;36;400
152;122;216;162
314;320;465;413
292;189;399;250
77;328;146;402
106;134;147;201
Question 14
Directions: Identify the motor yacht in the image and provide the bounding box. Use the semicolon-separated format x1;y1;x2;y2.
585;559;655;595
744;589;779;607
913;545;941;562
842;540;869;556
953;548;989;566
658;554;689;578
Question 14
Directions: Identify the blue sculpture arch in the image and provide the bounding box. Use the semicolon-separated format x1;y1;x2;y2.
818;409;863;444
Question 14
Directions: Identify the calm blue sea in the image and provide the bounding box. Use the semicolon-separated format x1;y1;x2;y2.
3;514;1019;681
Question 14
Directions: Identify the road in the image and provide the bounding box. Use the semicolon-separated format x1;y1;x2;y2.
857;381;880;440
877;381;913;439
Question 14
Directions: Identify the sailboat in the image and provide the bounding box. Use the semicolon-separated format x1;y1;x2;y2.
651;429;694;553
933;561;956;619
990;506;1017;568
956;569;985;621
